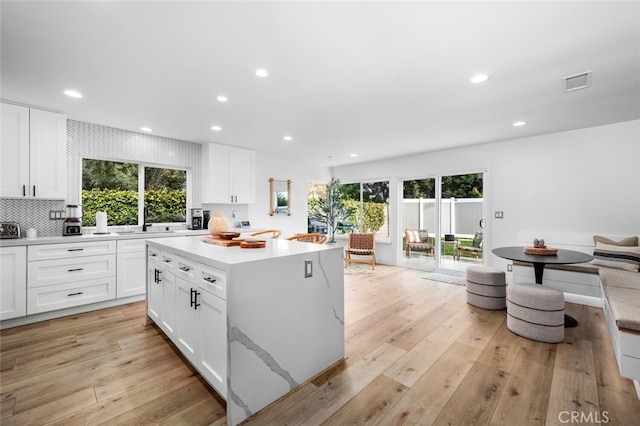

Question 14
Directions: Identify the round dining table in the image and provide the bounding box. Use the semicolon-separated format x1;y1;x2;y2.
491;246;593;327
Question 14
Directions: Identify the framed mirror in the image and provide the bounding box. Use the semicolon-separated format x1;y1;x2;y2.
269;178;291;216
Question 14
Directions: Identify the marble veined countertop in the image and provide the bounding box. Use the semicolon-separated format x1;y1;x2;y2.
147;235;341;268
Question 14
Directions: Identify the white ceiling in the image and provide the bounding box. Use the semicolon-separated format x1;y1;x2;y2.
2;1;639;167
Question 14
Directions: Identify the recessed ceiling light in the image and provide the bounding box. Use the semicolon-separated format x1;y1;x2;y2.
350;153;357;158
140;127;152;132
470;74;490;84
210;125;222;131
64;90;83;98
255;68;269;78
283;136;293;141
216;95;228;102
513;121;527;127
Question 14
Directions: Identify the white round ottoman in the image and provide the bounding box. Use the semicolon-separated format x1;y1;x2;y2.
466;266;506;310
507;283;565;343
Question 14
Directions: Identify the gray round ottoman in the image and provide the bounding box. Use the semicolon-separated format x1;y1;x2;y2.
466;266;506;310
507;283;565;343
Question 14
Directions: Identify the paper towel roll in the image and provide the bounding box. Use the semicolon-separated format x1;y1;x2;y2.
96;211;108;234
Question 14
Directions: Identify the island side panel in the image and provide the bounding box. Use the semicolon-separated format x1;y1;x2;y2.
226;247;344;425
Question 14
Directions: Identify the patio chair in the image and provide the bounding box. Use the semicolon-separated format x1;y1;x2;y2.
286;233;327;244
404;229;434;258
249;229;281;239
457;232;483;260
344;233;376;270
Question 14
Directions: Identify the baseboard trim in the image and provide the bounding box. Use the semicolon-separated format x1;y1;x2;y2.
563;292;602;308
0;294;145;329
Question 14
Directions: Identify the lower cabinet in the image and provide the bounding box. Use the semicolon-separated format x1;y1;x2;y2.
27;241;116;315
0;246;27;320
147;247;227;399
116;239;147;298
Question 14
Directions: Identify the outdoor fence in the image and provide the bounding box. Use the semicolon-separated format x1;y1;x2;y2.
402;198;483;237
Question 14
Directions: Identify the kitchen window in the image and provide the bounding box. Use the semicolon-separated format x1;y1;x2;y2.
82;158;186;226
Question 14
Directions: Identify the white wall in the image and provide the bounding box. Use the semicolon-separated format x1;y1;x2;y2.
332;120;640;267
248;151;331;239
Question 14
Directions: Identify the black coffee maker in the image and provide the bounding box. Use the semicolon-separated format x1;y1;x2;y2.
189;208;204;230
203;210;211;230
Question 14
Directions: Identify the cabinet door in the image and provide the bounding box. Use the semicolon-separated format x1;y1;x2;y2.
175;277;199;362
230;148;255;204
28;109;67;199
198;289;227;399
117;251;146;298
147;264;162;322
202;143;231;203
160;269;176;337
0;246;27;320
0;103;30;198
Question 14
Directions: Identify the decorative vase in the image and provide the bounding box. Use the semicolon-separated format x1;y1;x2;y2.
208;212;229;236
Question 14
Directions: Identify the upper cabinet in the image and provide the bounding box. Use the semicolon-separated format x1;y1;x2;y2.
0;103;67;199
202;143;255;204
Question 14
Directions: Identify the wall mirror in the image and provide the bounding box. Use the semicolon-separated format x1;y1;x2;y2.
269;178;291;216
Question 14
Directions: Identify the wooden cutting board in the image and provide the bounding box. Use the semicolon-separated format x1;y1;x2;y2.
202;236;242;246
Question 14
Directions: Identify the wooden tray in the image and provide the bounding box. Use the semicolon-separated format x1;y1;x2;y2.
523;246;558;255
202;236;242;246
241;240;266;249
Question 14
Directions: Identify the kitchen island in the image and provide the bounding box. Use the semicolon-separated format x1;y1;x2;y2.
146;236;345;426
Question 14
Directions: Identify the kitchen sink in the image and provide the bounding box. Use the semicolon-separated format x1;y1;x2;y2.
116;230;175;235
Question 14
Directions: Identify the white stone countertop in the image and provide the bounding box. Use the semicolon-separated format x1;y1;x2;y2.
147;235;342;268
0;228;258;247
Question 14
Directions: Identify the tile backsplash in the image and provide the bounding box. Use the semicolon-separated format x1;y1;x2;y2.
0;198;66;237
1;119;204;237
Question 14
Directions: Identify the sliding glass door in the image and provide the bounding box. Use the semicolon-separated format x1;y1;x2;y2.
401;172;484;274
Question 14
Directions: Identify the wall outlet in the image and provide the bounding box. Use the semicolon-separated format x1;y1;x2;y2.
507;264;513;272
49;210;65;220
495;211;504;219
304;259;313;278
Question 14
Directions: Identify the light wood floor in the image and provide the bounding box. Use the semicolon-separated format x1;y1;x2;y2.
2;265;639;425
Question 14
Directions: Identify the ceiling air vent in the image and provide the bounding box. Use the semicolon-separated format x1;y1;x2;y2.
563;70;592;93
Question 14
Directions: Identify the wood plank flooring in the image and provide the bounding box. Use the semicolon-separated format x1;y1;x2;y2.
2;265;639;425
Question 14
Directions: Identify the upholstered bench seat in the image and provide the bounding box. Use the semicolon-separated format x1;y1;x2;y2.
507;283;565;343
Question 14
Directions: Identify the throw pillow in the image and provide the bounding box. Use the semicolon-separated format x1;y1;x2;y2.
404;230;420;243
593;235;638;246
592;242;640;272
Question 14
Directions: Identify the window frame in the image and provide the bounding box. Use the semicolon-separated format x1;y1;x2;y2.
80;156;191;228
337;178;391;242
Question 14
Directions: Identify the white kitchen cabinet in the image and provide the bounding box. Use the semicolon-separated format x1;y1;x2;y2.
175;276;199;362
147;247;176;338
147;248;162;323
198;287;227;397
0;246;27;320
0;103;67;199
147;245;228;399
202;143;255;204
27;241;116;314
116;239;146;298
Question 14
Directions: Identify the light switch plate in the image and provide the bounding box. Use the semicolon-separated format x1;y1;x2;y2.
305;259;313;278
495;211;504;219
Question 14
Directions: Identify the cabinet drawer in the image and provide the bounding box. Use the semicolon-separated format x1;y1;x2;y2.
117;239;147;253
28;254;116;288
148;246;162;266
198;265;227;300
28;240;116;261
160;251;176;271
27;277;116;314
175;254;200;281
